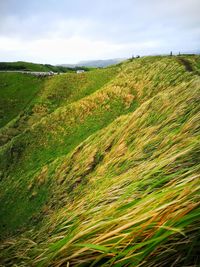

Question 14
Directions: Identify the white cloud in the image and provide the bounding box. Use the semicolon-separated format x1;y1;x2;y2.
0;36;161;64
0;37;22;51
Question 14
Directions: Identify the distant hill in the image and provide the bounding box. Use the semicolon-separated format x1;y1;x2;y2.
0;61;76;73
60;58;126;68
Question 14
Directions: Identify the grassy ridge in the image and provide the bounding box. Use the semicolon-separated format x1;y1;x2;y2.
0;56;199;266
0;67;118;146
31;67;119;114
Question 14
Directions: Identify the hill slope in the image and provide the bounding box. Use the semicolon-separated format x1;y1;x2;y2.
0;72;44;128
0;55;200;267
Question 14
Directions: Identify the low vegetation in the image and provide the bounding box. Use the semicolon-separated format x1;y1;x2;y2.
0;55;199;266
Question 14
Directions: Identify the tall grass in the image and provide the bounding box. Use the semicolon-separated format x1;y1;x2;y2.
0;56;200;266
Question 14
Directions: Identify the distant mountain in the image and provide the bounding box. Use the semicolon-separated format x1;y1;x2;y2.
59;58;126;68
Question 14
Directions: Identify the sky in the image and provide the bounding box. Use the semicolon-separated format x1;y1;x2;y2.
0;0;199;64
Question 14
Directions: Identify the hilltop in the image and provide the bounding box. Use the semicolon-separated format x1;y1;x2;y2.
0;55;200;267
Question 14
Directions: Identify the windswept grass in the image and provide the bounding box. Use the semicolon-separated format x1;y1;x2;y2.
0;55;199;267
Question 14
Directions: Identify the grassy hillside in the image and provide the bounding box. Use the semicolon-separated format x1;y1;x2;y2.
0;56;199;267
0;72;44;128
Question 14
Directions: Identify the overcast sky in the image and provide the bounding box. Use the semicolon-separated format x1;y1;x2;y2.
0;0;199;64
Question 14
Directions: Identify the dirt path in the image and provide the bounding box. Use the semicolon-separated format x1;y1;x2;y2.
176;57;194;72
